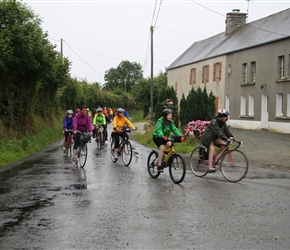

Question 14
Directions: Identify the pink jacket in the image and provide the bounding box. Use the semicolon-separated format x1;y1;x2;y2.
73;112;92;132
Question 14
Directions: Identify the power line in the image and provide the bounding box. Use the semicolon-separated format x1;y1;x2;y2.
63;40;103;76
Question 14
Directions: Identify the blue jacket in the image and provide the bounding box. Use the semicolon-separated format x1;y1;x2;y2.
63;116;74;130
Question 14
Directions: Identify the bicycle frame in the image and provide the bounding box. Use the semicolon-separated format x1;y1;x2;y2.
212;140;242;167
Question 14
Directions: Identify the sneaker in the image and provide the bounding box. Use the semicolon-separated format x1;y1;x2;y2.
63;147;67;153
157;165;163;173
114;154;118;160
207;167;216;173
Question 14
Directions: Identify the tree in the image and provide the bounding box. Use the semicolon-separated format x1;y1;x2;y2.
103;60;143;93
0;0;70;127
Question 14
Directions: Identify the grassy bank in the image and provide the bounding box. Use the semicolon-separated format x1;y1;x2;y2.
0;114;63;168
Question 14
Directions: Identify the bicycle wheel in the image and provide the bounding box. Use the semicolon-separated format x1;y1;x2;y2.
66;137;72;157
110;140;117;163
78;144;88;168
96;132;101;149
147;151;160;179
122;140;133;166
189;146;209;177
169;154;186;184
220;150;249;182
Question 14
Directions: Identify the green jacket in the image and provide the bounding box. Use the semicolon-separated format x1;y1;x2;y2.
200;118;233;148
152;117;182;138
93;114;106;126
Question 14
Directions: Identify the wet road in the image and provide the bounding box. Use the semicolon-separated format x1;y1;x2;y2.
0;125;290;249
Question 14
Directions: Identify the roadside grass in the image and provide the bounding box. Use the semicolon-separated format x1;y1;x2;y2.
133;122;200;154
0;115;63;168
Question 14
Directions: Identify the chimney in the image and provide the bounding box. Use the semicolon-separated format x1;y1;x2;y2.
225;9;247;36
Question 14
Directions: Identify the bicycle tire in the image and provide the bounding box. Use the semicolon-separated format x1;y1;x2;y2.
189;146;209;177
220;149;249;182
110;140;118;163
147;151;160;179
169;154;186;184
96;131;101;149
122;140;133;166
78;144;88;168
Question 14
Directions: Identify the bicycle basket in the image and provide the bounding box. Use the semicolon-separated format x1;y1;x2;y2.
80;133;91;143
122;127;131;133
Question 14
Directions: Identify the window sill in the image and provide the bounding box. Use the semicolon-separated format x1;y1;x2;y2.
239;115;254;119
275;116;290;120
240;82;255;86
276;79;290;83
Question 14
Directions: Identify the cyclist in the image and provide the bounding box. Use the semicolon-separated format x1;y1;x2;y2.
92;107;107;144
112;107;136;160
200;108;234;172
72;106;93;162
62;109;74;153
152;108;182;172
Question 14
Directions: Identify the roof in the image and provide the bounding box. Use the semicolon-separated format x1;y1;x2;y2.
168;8;290;70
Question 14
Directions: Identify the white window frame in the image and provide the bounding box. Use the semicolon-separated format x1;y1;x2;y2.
287;92;290;117
278;56;285;79
225;95;230;115
276;93;283;117
248;95;254;116
240;95;246;116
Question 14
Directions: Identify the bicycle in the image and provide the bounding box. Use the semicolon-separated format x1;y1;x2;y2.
64;129;73;157
189;138;249;182
110;127;134;166
75;131;91;168
94;125;105;149
147;136;186;184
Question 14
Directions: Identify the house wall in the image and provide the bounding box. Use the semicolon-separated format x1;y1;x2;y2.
225;39;290;133
168;56;227;110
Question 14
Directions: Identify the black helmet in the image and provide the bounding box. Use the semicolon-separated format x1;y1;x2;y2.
162;108;173;117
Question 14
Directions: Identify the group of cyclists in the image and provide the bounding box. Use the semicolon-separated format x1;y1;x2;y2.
63;104;234;172
62;106;135;162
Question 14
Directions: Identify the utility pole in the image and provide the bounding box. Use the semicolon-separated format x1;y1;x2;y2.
150;25;154;117
60;38;63;59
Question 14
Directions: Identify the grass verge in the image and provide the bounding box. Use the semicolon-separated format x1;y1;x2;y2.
0;114;63;169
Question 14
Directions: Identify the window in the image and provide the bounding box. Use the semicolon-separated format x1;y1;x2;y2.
202;65;209;83
248;95;254;116
278;56;285;79
250;61;256;83
190;68;196;85
276;93;283;116
225;95;230;115
174;81;178;92
240;95;246;116
287;93;290;117
213;62;222;81
243;63;247;84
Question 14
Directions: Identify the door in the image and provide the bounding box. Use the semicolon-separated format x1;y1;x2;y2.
261;94;269;129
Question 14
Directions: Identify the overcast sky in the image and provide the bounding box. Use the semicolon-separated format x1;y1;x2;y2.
23;0;290;85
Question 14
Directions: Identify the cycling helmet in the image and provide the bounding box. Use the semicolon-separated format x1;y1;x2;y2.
117;107;125;114
162;108;173;117
66;109;73;114
217;108;230;117
97;107;103;112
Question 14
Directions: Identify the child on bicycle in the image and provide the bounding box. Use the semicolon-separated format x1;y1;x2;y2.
111;107;136;160
92;107;107;144
62;109;74;153
200;108;234;172
152;108;182;172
